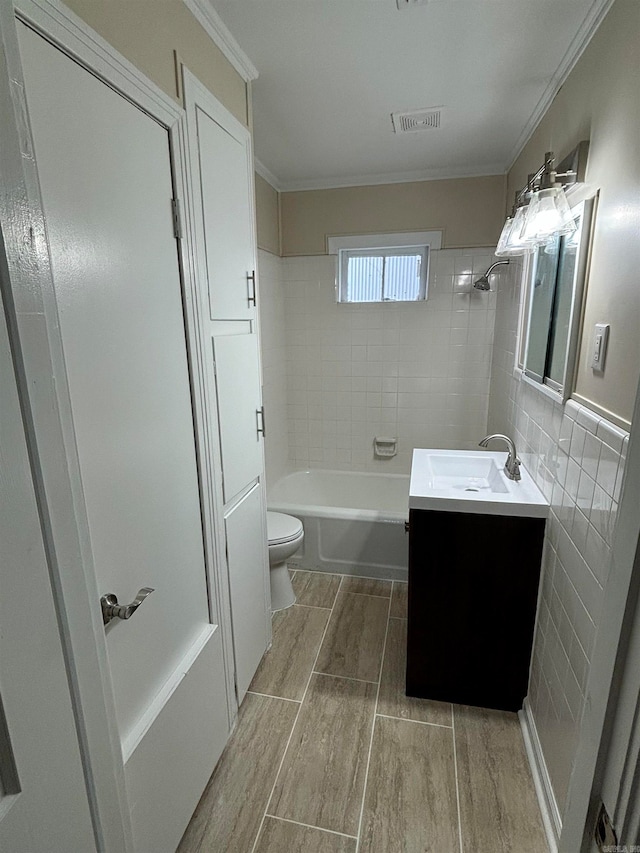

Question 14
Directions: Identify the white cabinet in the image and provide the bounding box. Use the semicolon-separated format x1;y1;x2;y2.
225;484;270;701
213;333;263;503
184;69;270;713
195;101;256;321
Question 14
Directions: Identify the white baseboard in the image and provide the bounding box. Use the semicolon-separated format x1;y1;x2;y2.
520;699;561;853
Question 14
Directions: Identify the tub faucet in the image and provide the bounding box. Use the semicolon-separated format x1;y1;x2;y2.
479;433;521;481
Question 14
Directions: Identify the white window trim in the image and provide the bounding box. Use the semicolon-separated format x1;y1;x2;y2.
327;230;442;254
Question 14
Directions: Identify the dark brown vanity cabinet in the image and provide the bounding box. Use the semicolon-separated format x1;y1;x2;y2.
406;508;546;712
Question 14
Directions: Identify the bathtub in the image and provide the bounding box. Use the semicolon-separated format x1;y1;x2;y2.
268;469;410;581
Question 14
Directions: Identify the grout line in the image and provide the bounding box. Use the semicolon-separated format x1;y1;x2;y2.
247;690;301;704
249;575;345;853
374;712;453;730
312;671;378;685
292;602;333;611
298;568;402;586
264;814;358;840
451;704;464;853
339;591;391;600
354;590;393;852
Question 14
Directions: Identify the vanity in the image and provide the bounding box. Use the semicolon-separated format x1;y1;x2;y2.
406;447;548;712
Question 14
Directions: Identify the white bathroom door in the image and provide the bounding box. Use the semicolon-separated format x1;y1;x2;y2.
0;261;95;852
18;23;229;852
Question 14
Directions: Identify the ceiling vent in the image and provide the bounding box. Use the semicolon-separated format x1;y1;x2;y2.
396;0;432;8
391;109;442;134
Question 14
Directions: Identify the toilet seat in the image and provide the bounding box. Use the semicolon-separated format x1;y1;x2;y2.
267;511;303;546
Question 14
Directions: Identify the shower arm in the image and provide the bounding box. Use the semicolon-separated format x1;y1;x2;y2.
484;260;510;277
473;259;510;291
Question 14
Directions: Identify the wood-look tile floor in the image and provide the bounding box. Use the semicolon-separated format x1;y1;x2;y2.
178;572;548;853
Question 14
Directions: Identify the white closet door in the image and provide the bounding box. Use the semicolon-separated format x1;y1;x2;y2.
225;483;270;701
214;333;264;502
19;24;229;852
197;105;256;321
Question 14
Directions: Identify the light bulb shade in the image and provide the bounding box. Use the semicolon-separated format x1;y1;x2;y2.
520;187;577;246
495;216;514;256
495;205;534;257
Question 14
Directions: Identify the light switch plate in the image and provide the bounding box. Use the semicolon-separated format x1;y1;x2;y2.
591;323;609;373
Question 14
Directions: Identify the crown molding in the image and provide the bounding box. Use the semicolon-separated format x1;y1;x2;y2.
506;0;614;171
277;163;505;193
182;0;258;82
254;158;282;191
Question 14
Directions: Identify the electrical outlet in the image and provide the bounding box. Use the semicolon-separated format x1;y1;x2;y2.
591;323;610;374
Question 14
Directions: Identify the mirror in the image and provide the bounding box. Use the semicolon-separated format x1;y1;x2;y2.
525;235;560;382
523;196;595;398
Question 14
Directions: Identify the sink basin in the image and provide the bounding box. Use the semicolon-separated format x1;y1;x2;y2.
409;449;548;518
427;454;509;494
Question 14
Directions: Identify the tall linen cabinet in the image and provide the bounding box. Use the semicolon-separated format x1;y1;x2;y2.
183;69;271;705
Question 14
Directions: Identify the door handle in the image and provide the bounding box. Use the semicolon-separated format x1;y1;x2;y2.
247;271;257;307
101;587;154;626
256;406;266;439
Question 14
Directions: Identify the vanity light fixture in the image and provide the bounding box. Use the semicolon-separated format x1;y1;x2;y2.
495;204;532;257
496;141;589;257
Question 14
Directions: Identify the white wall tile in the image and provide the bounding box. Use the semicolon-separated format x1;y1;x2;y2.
280;248;497;473
257;249;289;488
486;258;630;818
596;419;627;454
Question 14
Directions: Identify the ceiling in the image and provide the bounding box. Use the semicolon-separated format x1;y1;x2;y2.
211;0;607;191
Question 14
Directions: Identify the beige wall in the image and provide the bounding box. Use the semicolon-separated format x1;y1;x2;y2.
255;173;280;255
279;175;506;256
64;0;248;125
508;0;640;426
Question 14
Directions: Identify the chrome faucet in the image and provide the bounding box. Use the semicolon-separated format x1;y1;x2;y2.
479;433;521;481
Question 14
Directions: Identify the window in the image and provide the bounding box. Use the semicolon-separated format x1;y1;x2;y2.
327;231;442;305
339;246;428;303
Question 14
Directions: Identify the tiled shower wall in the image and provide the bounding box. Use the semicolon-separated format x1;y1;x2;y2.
283;248;500;474
488;261;629;822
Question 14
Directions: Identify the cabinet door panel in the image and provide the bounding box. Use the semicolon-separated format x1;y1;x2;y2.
214;333;263;502
407;509;544;712
197;106;255;321
225;484;270;701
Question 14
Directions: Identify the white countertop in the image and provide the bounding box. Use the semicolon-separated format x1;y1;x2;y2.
409;448;549;518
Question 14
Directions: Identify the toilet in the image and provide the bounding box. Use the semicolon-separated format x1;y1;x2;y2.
267;511;304;611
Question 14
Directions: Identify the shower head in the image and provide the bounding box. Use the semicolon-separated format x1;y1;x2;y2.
473;260;510;291
473;274;490;291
